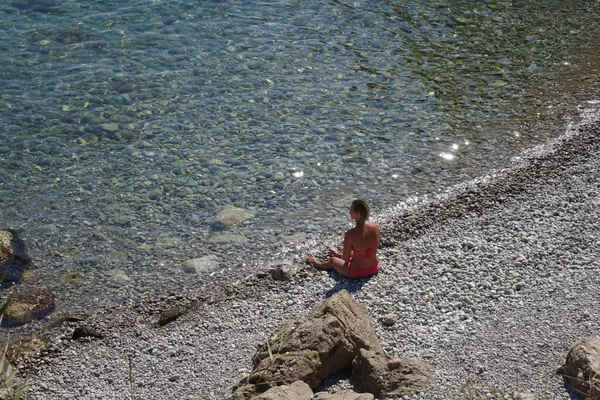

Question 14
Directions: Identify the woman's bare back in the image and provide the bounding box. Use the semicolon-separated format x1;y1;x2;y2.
344;221;380;270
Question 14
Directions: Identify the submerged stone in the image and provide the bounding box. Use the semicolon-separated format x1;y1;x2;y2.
209;233;247;244
61;271;85;285
6;336;49;364
2;289;55;327
454;16;474;25
216;206;257;228
182;255;219;274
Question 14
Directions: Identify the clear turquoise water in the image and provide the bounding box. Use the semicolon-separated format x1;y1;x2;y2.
1;0;600;318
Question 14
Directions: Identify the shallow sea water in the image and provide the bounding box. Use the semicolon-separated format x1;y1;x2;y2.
1;0;600;330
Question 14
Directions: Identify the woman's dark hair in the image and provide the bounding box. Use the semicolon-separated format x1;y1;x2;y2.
351;199;370;221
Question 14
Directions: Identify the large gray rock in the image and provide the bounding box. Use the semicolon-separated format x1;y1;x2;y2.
557;337;600;398
235;290;382;397
351;349;434;398
251;381;313;400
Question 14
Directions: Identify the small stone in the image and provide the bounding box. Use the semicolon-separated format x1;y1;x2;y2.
72;326;104;340
281;232;306;243
272;171;285;181
155;236;178;249
100;123;119;132
208;233;247;244
270;263;296;281
107;269;130;283
21;271;38;284
215;206;256;228
61;271;85;285
454;16;474;25
382;313;399;326
182;256;219;274
37;224;58;235
157;306;188;327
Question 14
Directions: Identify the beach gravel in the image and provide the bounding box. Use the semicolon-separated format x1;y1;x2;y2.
20;108;600;399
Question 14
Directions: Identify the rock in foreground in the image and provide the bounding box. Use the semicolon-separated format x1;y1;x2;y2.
249;380;374;400
245;290;382;394
250;381;313;400
352;349;434;398
234;290;432;399
557;337;600;398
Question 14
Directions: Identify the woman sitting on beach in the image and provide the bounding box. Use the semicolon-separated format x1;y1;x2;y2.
307;199;380;278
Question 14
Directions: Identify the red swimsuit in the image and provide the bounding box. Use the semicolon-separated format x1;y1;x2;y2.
348;244;380;278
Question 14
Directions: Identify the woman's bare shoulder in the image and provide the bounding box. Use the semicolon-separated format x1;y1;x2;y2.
366;221;380;231
345;226;359;237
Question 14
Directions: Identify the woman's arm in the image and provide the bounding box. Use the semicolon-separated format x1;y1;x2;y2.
342;232;353;262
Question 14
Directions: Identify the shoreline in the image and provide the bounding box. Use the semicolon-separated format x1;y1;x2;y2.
15;103;600;398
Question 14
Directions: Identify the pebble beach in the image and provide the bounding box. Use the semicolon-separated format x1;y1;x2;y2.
16;104;600;399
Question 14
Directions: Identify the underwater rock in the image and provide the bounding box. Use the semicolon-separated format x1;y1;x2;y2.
2;289;55;327
215;206;257;228
6;336;49;364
